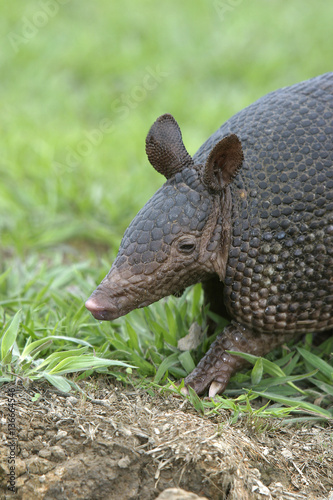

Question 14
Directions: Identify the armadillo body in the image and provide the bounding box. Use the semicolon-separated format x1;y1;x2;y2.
86;73;333;396
195;73;333;335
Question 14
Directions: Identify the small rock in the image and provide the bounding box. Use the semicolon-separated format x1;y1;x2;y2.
38;449;51;459
67;397;78;405
156;488;208;500
117;456;131;468
15;458;27;477
251;479;271;496
118;424;132;437
269;482;283;494
177;323;203;351
281;448;293;459
55;430;68;441
26;456;54;474
50;446;66;461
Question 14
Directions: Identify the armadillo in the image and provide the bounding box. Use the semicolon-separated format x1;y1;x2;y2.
85;73;333;396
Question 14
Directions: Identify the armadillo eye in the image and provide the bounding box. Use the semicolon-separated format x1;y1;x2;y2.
178;239;196;254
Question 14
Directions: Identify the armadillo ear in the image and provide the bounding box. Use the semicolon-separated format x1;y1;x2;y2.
203;134;243;192
145;114;194;179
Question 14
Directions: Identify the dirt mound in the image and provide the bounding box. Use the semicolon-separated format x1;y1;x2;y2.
1;380;332;499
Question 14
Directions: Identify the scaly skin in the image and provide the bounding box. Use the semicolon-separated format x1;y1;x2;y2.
183;323;296;397
86;73;333;396
195;72;333;337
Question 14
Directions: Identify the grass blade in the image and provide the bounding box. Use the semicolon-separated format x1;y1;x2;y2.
45;355;135;375
43;373;72;392
1;310;21;361
178;351;196;374
154;353;179;384
297;347;333;381
252;391;332;418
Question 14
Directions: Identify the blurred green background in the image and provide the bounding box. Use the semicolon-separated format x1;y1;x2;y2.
1;0;332;261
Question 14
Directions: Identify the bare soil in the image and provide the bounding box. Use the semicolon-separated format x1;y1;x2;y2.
0;380;332;500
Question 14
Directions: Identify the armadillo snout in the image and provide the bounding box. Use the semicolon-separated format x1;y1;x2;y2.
85;297;118;321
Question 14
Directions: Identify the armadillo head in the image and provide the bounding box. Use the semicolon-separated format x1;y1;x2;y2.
85;114;243;321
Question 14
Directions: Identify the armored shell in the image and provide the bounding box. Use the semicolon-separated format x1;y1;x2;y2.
194;72;333;335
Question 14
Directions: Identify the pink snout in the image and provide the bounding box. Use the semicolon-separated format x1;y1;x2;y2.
85;297;118;321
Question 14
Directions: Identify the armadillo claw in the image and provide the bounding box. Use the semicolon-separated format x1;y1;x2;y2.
208;381;226;398
181;379;225;398
180;386;189;396
183;358;234;396
182;322;297;396
183;323;252;396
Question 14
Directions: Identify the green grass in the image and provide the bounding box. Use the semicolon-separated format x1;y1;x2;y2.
1;0;333;421
1;257;332;423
